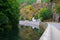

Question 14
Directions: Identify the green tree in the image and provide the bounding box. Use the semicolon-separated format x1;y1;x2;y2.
39;8;52;21
20;0;36;4
56;5;60;15
42;0;50;2
0;0;20;40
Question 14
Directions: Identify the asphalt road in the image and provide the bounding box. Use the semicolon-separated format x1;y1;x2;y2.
19;20;40;29
47;22;60;30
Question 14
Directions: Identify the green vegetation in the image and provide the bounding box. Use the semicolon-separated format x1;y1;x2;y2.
56;5;60;15
39;8;52;21
0;0;20;40
20;0;36;4
19;25;44;40
34;13;39;19
42;0;50;2
34;8;52;21
20;5;36;20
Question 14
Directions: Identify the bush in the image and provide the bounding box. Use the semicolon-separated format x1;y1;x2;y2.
0;0;20;40
20;0;36;4
56;5;60;15
34;13;39;19
19;26;44;40
39;8;52;21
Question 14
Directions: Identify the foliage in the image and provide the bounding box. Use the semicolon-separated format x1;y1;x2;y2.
20;0;36;4
42;0;50;2
0;0;20;40
19;14;23;20
39;8;52;21
53;0;60;2
34;13;39;19
19;26;44;40
56;5;60;15
20;5;35;20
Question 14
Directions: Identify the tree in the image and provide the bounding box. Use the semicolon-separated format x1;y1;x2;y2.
42;0;50;2
56;5;60;15
50;0;53;7
39;8;52;21
0;0;20;40
20;0;36;4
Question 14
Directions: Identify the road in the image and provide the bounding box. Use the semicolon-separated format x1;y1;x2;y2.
47;22;60;30
40;22;60;40
19;20;40;29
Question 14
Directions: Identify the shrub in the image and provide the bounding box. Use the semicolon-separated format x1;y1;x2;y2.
20;0;36;4
39;8;52;21
34;13;39;19
20;26;44;40
0;0;20;40
56;5;60;15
